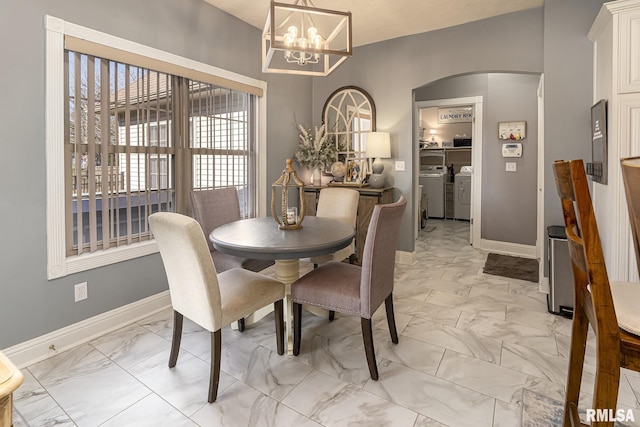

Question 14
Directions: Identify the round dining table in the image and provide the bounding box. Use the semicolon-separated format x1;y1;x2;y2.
210;216;355;354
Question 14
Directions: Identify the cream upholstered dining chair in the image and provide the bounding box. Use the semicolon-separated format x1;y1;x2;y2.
191;187;275;331
291;196;407;380
307;187;360;267
553;160;640;426
148;212;285;403
191;187;275;273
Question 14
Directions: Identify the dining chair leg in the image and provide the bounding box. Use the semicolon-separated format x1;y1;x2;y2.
592;338;621;426
169;310;183;368
563;304;588;427
208;329;222;403
238;318;245;332
361;318;379;381
329;311;335;321
385;293;399;344
293;302;302;356
274;300;285;355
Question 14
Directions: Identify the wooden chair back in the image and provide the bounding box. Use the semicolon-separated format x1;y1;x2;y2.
553;159;622;426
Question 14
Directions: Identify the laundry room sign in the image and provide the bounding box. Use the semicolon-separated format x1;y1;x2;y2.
437;106;473;124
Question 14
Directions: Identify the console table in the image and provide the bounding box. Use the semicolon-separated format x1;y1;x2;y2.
303;186;394;264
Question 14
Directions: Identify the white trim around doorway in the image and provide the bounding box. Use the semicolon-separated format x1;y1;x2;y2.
537;74;547;293
414;96;483;247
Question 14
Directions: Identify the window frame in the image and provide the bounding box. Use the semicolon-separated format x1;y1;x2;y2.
45;16;268;280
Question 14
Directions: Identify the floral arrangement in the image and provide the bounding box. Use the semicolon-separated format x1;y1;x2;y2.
294;123;338;170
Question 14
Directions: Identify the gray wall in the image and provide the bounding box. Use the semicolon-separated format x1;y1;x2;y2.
311;7;545;253
416;73;540;245
312;1;606;255
0;0;608;349
0;0;311;348
543;0;606;275
483;73;539;245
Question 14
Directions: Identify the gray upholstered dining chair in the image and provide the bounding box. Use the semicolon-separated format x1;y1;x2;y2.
307;187;359;267
191;187;275;331
191;187;275;273
148;212;285;403
291;195;407;380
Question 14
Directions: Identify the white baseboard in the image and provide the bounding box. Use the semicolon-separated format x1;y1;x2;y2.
539;276;550;294
3;291;171;369
478;238;537;259
396;250;416;265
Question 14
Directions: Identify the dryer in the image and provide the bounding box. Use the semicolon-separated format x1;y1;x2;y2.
420;165;446;218
454;166;472;220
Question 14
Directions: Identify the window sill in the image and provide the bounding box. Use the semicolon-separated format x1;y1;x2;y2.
48;240;158;280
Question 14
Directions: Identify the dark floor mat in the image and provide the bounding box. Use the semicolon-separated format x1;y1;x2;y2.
483;253;539;282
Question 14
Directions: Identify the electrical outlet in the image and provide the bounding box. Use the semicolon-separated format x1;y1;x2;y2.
395;161;405;171
74;282;88;302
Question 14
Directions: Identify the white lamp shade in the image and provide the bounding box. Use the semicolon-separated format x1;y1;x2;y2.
366;132;391;158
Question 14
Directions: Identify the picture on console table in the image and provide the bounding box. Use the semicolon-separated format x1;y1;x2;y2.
345;159;367;184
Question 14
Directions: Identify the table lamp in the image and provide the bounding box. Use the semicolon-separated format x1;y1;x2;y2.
366;132;391;188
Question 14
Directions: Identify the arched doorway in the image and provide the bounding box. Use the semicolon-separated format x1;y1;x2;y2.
413;72;543;285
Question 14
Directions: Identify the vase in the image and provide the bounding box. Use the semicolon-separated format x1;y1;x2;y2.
312;167;322;186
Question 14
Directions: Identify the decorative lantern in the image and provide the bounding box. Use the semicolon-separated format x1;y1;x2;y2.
272;159;306;230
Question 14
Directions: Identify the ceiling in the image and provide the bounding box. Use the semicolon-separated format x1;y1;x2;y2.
203;0;544;47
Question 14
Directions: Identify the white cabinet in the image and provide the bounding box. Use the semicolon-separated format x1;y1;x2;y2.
620;8;640;92
589;0;640;282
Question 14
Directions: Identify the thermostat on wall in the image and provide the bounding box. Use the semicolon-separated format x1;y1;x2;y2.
502;143;522;158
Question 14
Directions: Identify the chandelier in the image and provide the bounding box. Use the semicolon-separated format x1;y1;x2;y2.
262;0;352;76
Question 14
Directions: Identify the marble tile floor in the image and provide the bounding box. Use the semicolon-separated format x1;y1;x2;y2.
11;219;640;426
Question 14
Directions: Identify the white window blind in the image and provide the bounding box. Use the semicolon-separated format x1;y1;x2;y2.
189;82;256;218
65;53;175;256
65;51;259;256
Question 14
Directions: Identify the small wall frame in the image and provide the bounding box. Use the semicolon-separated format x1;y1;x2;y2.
498;121;526;141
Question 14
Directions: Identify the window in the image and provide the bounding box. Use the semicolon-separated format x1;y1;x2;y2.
188;82;256;218
46;16;267;279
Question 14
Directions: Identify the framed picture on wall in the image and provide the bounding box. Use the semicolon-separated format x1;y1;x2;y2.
588;99;607;185
498;121;526;140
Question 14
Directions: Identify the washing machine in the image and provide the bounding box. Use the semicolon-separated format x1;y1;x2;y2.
419;165;446;218
454;166;472;220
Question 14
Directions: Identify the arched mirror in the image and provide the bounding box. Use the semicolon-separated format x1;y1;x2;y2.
322;86;376;165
